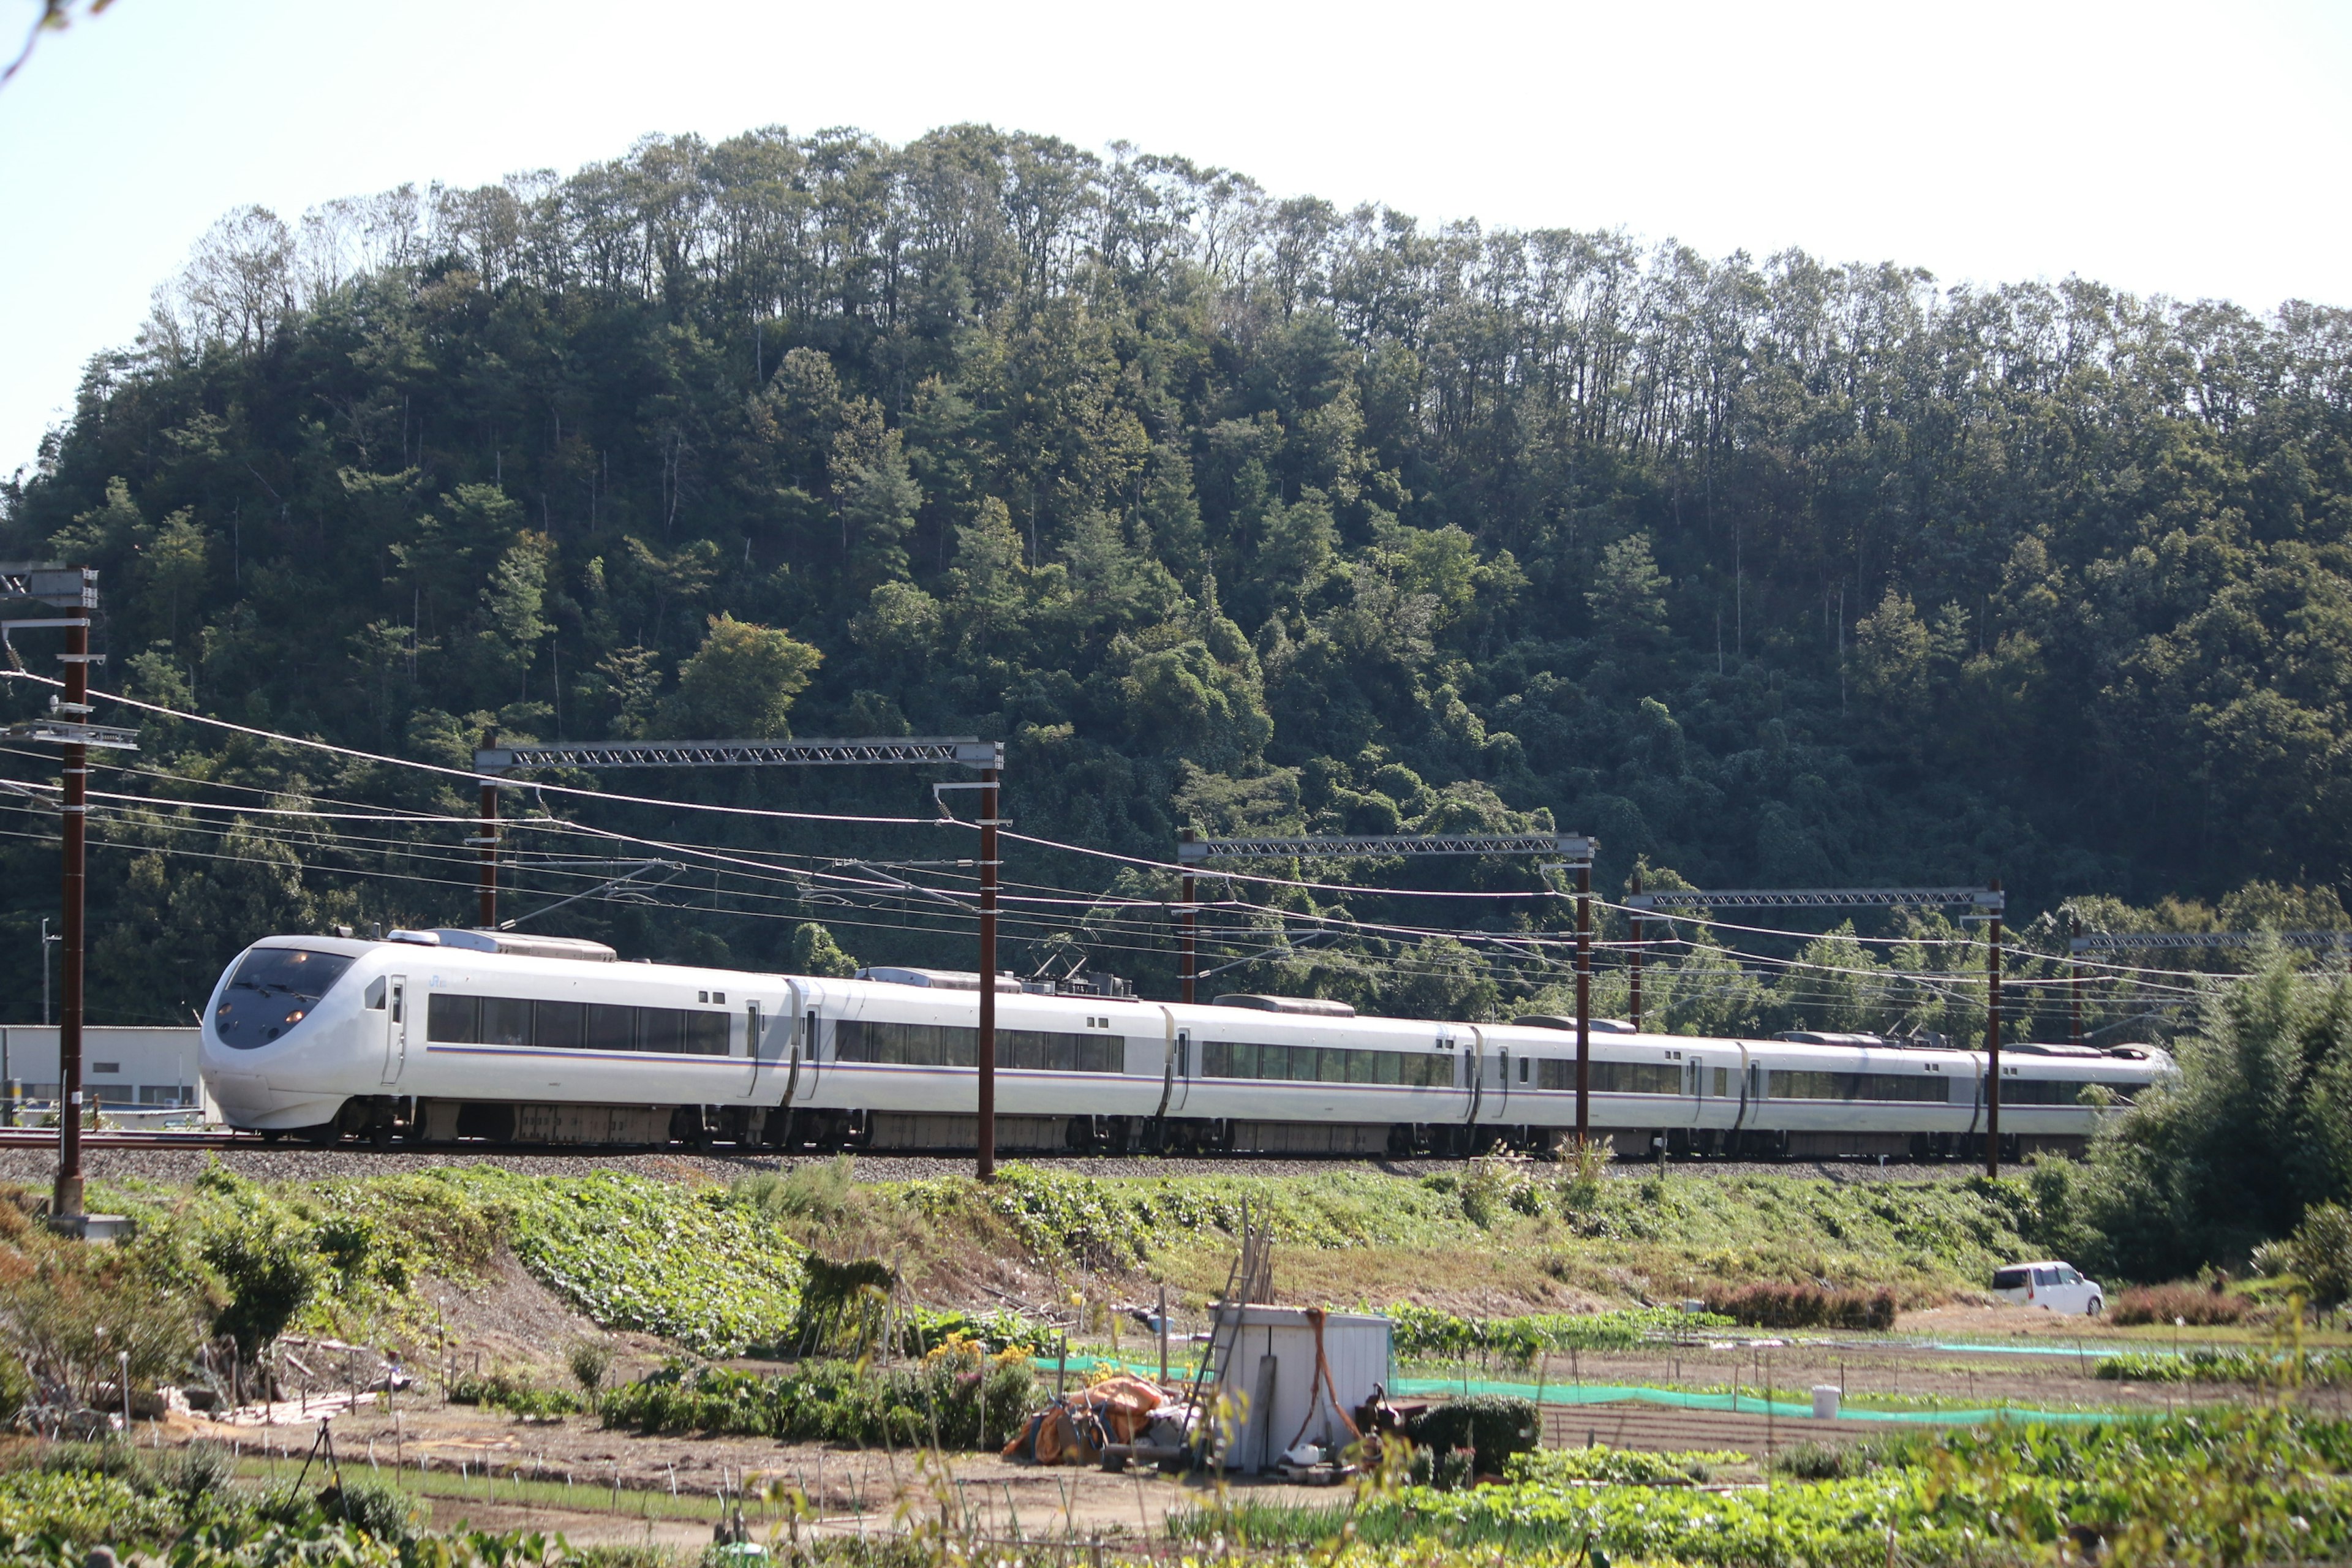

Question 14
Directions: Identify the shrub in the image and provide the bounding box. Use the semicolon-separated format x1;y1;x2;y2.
0;1245;207;1407
1511;1445;1746;1487
149;1440;238;1509
735;1157;859;1229
568;1339;614;1406
200;1208;324;1360
603;1357;1039;1449
1702;1281;1896;1330
2112;1284;2252;1326
317;1478;417;1541
447;1366;582;1417
1404;1395;1540;1477
1769;1436;1918;1480
2250;1238;2299;1278
2294;1203;2352;1308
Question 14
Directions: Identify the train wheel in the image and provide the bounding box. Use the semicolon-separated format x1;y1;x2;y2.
258;1129;282;1144
369;1122;393;1150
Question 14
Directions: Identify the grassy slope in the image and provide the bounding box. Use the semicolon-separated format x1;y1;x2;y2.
742;1158;2036;1314
63;1158;2040;1382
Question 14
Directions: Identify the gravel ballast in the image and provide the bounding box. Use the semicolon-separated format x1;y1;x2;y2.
0;1145;1985;1188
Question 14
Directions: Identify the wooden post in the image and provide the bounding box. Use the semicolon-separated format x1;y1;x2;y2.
977;764;1000;1180
1575;858;1593;1148
1179;829;1196;1005
476;728;499;929
1628;869;1644;1031
55;600;88;1219
1985;880;2003;1178
2068;914;2084;1049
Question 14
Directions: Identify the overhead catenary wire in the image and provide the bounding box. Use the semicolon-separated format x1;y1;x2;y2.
0;774;2264;1012
1;672;2310;1031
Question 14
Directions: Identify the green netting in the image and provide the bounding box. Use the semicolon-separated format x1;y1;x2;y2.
1391;1377;2125;1425
1035;1358;2124;1427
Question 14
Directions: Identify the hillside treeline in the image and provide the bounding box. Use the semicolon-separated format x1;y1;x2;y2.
1;123;2349;1029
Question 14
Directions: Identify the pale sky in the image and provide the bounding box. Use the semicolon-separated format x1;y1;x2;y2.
4;0;2348;477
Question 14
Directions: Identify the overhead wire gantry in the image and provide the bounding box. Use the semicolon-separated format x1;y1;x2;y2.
476;733;1009;1177
1628;881;2010;1173
1175;829;1606;1144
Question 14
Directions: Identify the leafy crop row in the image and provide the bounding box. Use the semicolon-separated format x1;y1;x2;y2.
1176;1411;2352;1566
601;1355;1038;1449
1384;1303;1730;1366
445;1169;807;1356
2095;1346;2352;1385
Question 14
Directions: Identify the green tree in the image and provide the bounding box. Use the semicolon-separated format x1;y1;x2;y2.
837;429;920;592
786;922;859;978
660;614;821;737
1585;532;1670;647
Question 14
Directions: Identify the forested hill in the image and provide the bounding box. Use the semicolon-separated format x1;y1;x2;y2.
3;123;2350;1027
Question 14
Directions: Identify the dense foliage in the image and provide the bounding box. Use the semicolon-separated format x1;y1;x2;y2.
1176;1411;2352;1566
1700;1280;1898;1330
469;1169;807;1355
1;123;2347;1034
2024;953;2352;1278
601;1354;1038;1449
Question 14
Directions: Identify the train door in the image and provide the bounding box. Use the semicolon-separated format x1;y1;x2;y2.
742;1000;764;1099
1686;1053;1705;1129
379;976;407;1086
1168;1027;1192;1115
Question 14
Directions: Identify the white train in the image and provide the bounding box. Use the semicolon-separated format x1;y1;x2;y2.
198;929;2170;1159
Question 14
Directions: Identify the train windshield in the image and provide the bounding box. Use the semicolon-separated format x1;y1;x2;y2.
214;947;355;1049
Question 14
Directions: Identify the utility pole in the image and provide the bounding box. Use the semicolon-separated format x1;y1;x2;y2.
56;606;88;1219
2068;914;2083;1049
976;763;1000;1182
1178;828;1196;1006
475;728;500;929
1575;858;1593;1149
40;919;57;1028
1985;878;2003;1178
1;563;137;1231
1627;869;1644;1031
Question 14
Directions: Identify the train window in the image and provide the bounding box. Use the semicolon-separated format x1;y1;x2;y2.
1535;1059;1681;1095
534;1000;585;1051
685;1011;731;1056
635;1009;686;1054
422;993;731;1055
1197;1041;1457;1087
428;994;480;1044
1518;1056;1529;1084
480;998;532;1047
831;1019;1120;1072
364;979;386;1010
1714;1067;1730;1096
214;947;358;1047
1771;1070;1951;1103
585;1003;634;1052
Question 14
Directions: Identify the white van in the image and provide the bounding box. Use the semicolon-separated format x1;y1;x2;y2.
1991;1260;2103;1315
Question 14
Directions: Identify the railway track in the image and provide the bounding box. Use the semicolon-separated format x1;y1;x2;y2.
0;1128;254;1151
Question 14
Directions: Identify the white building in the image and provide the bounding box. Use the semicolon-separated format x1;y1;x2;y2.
0;1025;204;1107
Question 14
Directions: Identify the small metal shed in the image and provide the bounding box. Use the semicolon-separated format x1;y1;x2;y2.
1210;1306;1393;1472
